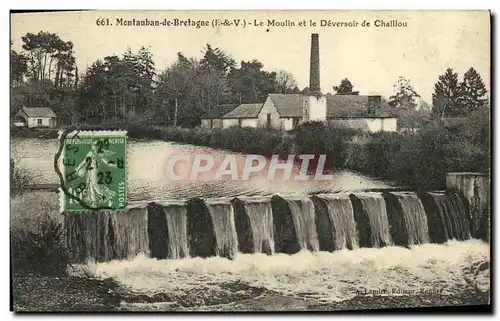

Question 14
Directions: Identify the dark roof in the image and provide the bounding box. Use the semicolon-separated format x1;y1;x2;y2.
202;104;239;119
222;103;263;119
21;107;56;118
12;115;25;122
268;94;304;118
326;95;393;118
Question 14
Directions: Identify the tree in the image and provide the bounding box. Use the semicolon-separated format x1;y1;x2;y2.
333;78;359;95
10;48;27;87
21;31;75;86
274;70;297;94
156;53;202;126
432;68;461;119
388;76;420;109
200;44;235;75
228;60;276;104
459;67;488;114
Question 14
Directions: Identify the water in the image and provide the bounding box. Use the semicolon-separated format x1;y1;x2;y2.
163;204;189;259
316;193;359;250
72;239;490;308
354;192;392;248
111;207;150;260
204;198;239;259
428;192;471;241
237;196;275;254
391;192;430;245
281;196;319;252
11;138;393;201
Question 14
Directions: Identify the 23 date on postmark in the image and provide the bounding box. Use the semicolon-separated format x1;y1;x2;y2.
55;130;127;212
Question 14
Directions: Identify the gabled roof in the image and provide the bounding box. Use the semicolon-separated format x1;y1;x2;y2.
222;103;263;119
21;107;57;118
268;94;304;118
326;95;393;118
202;104;239;119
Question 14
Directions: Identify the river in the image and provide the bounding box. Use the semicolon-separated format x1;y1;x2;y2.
11;138;490;311
11;138;393;202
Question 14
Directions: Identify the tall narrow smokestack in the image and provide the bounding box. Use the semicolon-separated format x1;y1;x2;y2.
309;33;321;94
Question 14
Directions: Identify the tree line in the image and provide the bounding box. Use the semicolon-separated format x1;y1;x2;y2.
10;31;489;128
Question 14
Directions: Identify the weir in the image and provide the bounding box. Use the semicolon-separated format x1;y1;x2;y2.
311;193;358;251
204;198;239;259
425;192;471;241
385;192;430;246
232;196;275;255
350;192;392;248
272;195;319;253
63;174;488;262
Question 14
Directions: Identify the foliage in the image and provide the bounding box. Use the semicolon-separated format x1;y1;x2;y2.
21;31;76;86
274;70;298;94
79;47;156;124
11;217;70;276
432;68;461;119
11;192;70;276
458;67;488;114
10;159;32;196
432;67;489;120
333;78;359;95
228;60;276;104
10;47;28;87
388;76;420;109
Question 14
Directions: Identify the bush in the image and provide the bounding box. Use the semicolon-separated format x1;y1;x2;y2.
10;159;32;196
11;192;70;276
11;217;69;276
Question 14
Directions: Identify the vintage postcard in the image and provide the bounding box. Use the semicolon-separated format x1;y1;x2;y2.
10;10;491;312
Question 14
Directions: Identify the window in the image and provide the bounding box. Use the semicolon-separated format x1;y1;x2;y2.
293;118;300;129
37;118;42;126
267;113;271;129
238;119;243;128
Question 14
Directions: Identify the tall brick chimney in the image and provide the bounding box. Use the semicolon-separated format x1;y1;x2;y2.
303;33;326;122
309;33;321;94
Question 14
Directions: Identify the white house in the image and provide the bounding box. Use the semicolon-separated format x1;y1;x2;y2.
221;103;263;128
14;107;57;128
326;95;398;132
212;33;398;132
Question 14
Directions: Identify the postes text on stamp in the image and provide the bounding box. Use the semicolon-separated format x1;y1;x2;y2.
57;130;127;212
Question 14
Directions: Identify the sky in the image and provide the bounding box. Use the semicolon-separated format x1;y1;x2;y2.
10;10;490;103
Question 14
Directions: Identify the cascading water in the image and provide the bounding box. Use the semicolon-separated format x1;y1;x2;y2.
428;192;471;241
111;206;150;260
236;196;275;254
390;192;430;245
205;198;239;258
65;211;114;262
281;196;319;252
316;194;359;250
352;192;392;248
161;203;189;259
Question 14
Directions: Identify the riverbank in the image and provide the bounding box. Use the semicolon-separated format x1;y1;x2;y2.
12;274;490;312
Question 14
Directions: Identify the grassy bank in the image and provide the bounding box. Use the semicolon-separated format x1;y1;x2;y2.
10;191;125;311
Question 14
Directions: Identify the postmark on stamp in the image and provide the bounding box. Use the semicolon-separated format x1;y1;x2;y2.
56;130;127;212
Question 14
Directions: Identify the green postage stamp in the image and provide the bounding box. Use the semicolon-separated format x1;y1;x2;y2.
57;130;127;212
